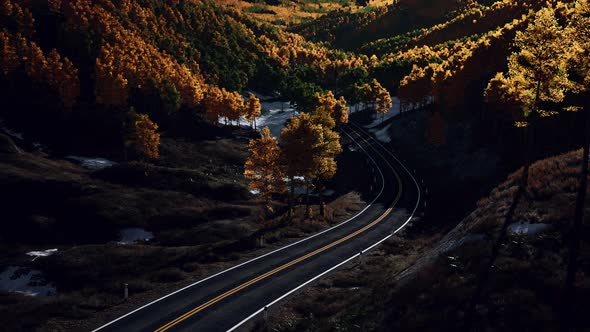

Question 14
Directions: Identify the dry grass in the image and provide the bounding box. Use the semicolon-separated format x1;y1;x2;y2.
261;149;590;332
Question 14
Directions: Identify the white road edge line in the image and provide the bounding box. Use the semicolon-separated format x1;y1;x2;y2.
226;125;421;332
91;128;387;332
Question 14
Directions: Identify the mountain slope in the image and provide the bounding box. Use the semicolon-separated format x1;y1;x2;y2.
263;148;590;331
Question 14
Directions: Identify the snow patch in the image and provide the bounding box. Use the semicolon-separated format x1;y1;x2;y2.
0;266;56;297
26;249;58;261
369;123;393;143
363;97;401;129
0;119;24;140
508;222;551;236
117;227;154;245
66;156;116;170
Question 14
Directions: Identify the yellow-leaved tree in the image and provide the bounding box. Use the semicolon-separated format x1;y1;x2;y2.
244;127;285;214
333;96;350;125
376;86;393;123
469;7;577;325
132;112;160;160
314;91;349;126
311;122;342;217
244;93;262;130
484;6;574;174
203;85;224;125
280;112;323;217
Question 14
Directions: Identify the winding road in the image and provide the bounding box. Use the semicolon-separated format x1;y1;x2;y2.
92;122;421;332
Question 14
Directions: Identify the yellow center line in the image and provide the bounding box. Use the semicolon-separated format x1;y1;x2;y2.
155;127;401;332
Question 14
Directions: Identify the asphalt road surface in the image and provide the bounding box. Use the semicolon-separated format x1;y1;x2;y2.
92;122;421;332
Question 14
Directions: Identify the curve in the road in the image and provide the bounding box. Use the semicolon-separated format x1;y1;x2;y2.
227;123;422;331
154;125;403;331
91;128;388;332
92;120;421;332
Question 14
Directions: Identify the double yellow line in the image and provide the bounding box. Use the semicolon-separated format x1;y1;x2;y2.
155;127;400;332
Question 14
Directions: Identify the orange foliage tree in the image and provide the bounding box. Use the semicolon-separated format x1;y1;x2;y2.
132;112;160;160
244;127;285;213
244;93;262;129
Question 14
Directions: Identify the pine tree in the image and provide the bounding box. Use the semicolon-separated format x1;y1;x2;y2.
203;85;223;125
333;96;349;125
485;6;574;174
376;86;392;123
224;90;244;126
469;7;575;327
244;93;262;130
132;112;160;160
280;112;323;217
312;126;342;217
244;127;285;214
313;91;349;126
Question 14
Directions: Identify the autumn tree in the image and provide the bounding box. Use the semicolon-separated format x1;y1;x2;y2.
244;93;262;129
223;90;244;126
308;94;344;217
314;91;337;113
313;91;350;126
280;112;323;217
311;123;342;217
244;127;285;213
128;110;160;160
376;85;393;122
333;96;349;125
468;7;575;327
485;7;573;170
203;85;224;125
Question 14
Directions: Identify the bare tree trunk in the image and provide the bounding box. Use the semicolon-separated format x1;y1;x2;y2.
288;176;295;218
318;179;325;217
562;104;590;331
465;101;538;331
305;178;311;219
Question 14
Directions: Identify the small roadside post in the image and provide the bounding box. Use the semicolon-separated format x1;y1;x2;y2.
124;283;129;300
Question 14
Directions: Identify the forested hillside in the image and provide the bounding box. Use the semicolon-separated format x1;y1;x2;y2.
1;0;590;330
0;0;382;155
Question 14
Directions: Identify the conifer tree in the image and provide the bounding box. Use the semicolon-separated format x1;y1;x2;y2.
244;93;262;130
376;86;392;122
203;85;224;125
469;8;575;326
280;113;323;217
485;6;573;173
333;96;350;126
312;125;342;217
131;112;160;160
244;127;285;213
